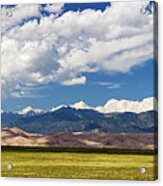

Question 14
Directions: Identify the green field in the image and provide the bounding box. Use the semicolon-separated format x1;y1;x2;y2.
1;147;158;180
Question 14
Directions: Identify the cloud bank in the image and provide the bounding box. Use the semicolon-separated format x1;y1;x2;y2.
66;97;157;113
95;97;157;113
1;2;154;97
17;97;157;114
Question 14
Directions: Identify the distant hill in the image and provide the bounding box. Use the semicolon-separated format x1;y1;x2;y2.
1;107;157;134
1;128;157;150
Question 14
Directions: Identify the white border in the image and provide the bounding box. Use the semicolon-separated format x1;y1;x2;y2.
0;0;162;186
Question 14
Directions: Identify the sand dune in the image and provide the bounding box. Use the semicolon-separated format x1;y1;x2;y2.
1;128;157;150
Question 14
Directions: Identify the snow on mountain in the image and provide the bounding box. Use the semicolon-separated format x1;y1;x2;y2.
15;97;157;115
50;101;91;112
51;104;68;112
17;106;44;115
71;101;91;110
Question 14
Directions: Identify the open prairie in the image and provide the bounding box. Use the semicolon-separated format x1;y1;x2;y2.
1;147;157;180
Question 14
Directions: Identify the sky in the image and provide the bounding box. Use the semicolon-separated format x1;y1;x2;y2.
1;1;157;112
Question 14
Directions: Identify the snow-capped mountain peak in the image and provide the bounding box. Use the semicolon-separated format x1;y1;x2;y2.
71;101;91;110
51;104;68;112
15;97;156;115
17;106;44;115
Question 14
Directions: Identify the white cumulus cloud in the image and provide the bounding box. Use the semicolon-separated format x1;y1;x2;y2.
49;97;157;114
1;4;41;33
62;76;86;86
95;97;157;113
1;2;154;97
43;4;64;14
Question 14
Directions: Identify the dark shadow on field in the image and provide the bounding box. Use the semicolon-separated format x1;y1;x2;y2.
1;146;158;155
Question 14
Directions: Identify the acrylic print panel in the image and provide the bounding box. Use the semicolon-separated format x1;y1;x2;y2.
1;1;158;180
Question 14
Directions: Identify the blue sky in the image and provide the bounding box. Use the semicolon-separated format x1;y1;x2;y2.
1;2;156;112
3;59;155;112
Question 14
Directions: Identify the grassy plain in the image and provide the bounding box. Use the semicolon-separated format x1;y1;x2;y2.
1;147;158;180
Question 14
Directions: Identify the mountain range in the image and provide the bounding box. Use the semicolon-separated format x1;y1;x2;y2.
1;106;157;134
